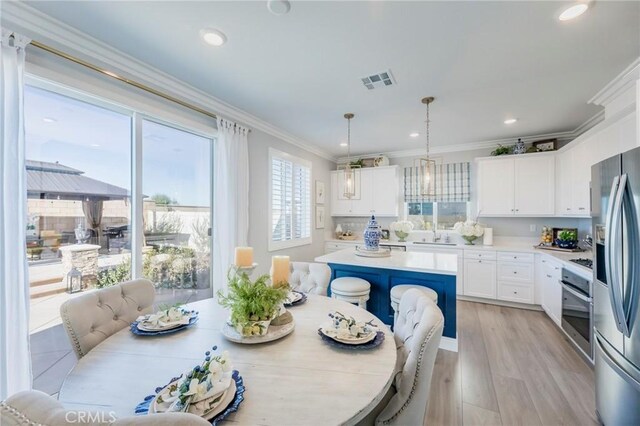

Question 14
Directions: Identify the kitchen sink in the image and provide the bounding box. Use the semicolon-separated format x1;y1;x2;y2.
412;241;457;246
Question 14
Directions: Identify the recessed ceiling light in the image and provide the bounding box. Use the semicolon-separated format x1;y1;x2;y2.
559;3;589;21
409;132;420;138
43;117;57;123
340;142;348;147
200;28;227;46
90;144;101;147
504;118;518;125
267;0;291;15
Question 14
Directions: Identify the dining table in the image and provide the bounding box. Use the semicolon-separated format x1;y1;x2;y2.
58;294;398;425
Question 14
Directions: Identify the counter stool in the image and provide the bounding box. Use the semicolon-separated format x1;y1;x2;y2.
390;285;438;322
330;277;371;309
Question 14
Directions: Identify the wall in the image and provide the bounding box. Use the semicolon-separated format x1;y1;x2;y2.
333;145;591;241
248;129;334;275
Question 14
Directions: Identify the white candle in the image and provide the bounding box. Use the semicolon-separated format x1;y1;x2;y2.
235;247;253;267
271;256;290;288
483;228;493;246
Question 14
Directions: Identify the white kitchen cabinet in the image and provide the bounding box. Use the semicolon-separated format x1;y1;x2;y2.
463;258;497;299
556;150;574;215
539;256;562;326
514;155;555;215
477;158;514;216
477;154;555;217
330;166;398;217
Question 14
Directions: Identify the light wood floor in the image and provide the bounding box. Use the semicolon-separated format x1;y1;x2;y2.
426;300;597;426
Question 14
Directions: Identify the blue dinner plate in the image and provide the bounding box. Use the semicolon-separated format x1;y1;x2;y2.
317;329;385;350
130;314;199;336
284;291;307;307
135;370;245;425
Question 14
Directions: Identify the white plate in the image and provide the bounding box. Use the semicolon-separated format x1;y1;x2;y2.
137;321;187;332
151;379;236;421
286;292;303;304
320;325;377;345
222;320;295;344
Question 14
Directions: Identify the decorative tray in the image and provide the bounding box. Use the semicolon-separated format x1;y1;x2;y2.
355;246;391;258
317;329;385;350
222;320;295;344
534;245;585;253
130;315;199;336
135;370;245;425
284;291;307;307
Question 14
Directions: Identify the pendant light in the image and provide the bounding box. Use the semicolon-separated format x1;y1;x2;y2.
414;97;436;197
341;113;360;199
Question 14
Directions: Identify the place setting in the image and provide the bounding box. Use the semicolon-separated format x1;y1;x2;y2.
318;311;385;350
135;345;245;425
130;304;199;336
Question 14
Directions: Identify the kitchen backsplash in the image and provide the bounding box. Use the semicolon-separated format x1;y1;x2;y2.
331;216;592;240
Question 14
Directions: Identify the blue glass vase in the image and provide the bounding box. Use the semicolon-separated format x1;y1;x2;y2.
363;215;381;251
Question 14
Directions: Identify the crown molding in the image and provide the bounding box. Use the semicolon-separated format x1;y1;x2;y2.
1;1;335;161
589;57;640;107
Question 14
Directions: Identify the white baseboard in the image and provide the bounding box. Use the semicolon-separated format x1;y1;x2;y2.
439;336;458;352
457;295;544;311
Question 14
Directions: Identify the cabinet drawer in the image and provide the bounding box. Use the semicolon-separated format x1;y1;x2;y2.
464;250;496;260
497;262;534;283
498;282;534;304
324;242;357;252
497;252;534;263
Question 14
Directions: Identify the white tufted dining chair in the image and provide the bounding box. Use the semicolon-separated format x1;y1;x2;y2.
289;262;331;296
0;390;210;425
60;279;156;359
375;288;444;426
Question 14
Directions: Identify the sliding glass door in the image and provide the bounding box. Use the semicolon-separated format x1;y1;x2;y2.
141;119;213;304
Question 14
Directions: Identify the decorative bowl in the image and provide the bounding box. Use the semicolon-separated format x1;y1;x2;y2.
555;239;578;249
394;230;409;242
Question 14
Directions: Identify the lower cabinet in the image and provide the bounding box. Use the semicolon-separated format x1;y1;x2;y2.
539;257;562;326
463;258;497;299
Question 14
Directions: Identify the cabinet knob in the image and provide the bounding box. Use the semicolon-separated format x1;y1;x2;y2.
515;209;519;212
513;256;517;259
578;207;586;211
513;271;517;274
513;291;518;294
546;274;552;278
566;208;571;211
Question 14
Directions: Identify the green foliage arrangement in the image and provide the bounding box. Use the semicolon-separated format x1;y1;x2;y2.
217;271;289;327
558;229;578;241
491;144;512;156
96;257;132;288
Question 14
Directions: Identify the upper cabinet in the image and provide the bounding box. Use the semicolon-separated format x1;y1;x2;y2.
477;154;555;217
330;166;399;217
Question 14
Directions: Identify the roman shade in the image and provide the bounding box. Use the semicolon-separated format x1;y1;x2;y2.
404;162;471;203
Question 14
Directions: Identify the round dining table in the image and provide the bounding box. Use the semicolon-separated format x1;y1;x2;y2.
58;295;397;425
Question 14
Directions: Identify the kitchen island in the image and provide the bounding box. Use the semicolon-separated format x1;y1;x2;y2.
315;249;457;341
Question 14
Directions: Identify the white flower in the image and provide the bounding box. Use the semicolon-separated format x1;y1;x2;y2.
453;220;484;238
208;360;223;382
166;307;184;322
390;221;414;234
183;378;207;397
219;351;233;373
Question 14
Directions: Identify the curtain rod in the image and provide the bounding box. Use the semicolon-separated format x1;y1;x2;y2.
30;40;218;120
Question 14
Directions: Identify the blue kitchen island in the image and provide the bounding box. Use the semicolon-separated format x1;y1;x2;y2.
315;249;457;340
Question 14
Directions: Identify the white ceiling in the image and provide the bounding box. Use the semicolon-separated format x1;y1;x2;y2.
22;1;640;157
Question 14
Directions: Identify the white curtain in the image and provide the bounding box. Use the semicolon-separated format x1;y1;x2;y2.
213;118;249;291
0;29;32;400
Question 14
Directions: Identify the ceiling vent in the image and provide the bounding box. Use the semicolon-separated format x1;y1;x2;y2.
360;70;396;90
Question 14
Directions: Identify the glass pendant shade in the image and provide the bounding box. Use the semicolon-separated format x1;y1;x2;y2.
415;157;436;197
339;112;359;199
343;165;355;198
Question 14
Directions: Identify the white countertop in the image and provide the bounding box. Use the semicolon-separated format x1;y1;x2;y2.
315;249;458;276
325;237;593;277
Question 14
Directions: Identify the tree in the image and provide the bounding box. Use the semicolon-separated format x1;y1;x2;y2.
151;193;177;205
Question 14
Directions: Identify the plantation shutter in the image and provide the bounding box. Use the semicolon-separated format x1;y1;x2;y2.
270;150;311;249
404;162;471;203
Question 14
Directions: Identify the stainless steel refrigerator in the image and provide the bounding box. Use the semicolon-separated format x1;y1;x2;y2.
592;146;640;425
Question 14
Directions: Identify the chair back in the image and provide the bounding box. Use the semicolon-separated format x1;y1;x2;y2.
376;289;444;425
1;390;209;425
289;262;331;295
60;279;155;358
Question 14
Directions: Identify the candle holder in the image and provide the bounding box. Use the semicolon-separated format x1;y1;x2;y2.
232;263;258;277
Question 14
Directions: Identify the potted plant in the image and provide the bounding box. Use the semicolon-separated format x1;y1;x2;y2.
453;220;485;245
217;271;289;337
556;229;578;249
390;221;414;242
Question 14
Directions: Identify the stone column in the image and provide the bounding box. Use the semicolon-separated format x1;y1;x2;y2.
59;244;101;288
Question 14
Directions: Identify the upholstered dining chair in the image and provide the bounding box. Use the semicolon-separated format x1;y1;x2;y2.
60;279;156;359
289;262;331;296
0;390;210;425
373;288;444;426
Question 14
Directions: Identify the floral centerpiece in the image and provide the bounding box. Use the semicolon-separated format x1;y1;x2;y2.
154;346;233;416
325;311;376;340
389;220;414;242
453;220;485;245
217;271;289;337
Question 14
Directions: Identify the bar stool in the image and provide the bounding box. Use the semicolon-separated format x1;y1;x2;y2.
330;277;371;309
390;285;438;322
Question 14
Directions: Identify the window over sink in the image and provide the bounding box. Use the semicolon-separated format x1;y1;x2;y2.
268;148;312;251
406;202;470;230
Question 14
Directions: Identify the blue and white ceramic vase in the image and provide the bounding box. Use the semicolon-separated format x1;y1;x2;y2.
514;138;526;155
363;215;382;251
